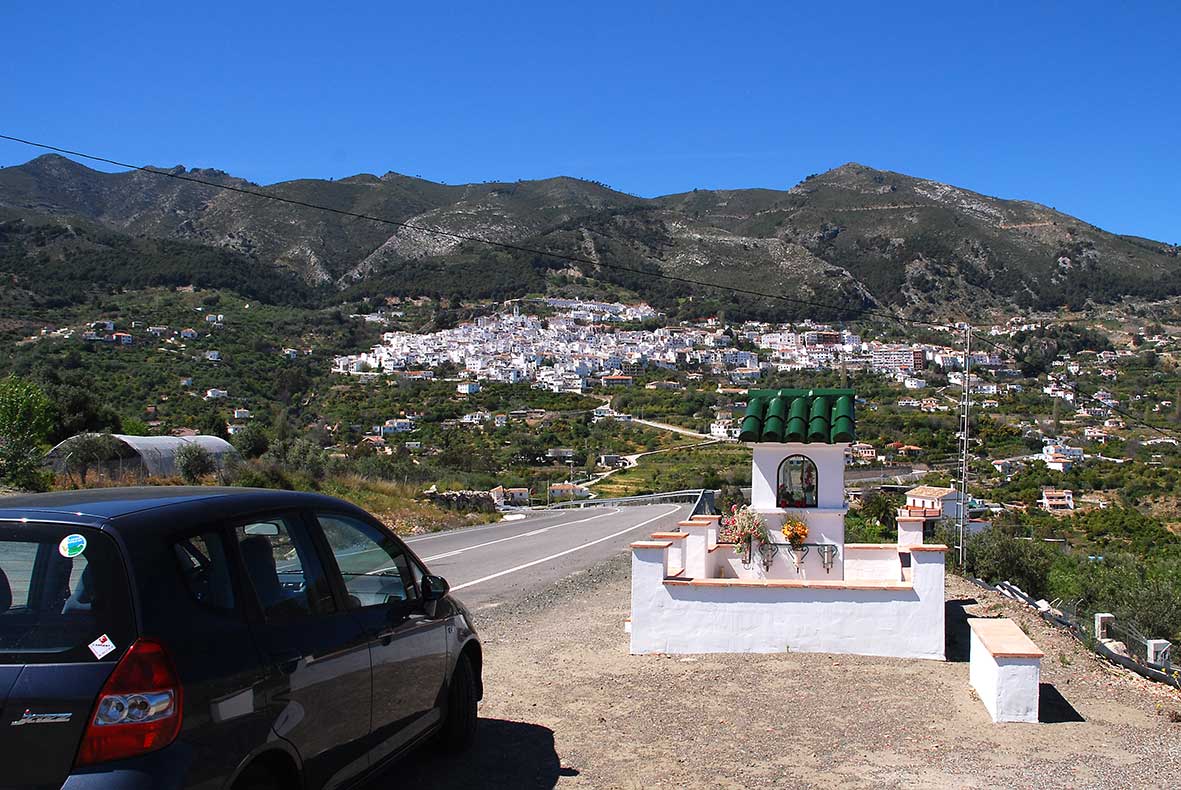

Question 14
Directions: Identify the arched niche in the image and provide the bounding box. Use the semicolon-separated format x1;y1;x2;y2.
777;454;818;508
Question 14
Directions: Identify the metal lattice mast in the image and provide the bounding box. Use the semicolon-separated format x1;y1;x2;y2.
958;325;972;568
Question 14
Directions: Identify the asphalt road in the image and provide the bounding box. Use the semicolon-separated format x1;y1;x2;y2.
403;503;689;612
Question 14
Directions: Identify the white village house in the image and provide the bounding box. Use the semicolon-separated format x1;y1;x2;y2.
630;388;947;660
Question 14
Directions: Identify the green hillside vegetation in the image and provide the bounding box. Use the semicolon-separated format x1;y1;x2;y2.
0;288;379;438
591;443;749;498
0;210;320;314
987;449;1181;510
963;510;1181;640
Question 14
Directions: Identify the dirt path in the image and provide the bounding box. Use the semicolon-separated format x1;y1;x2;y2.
392;558;1181;789
585;438;720;488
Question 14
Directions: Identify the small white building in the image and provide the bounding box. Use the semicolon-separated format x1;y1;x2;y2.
1084;426;1108;443
1039;488;1075;513
489;485;531;507
629;388;947;660
548;482;590;500
457;381;481;395
710;419;741;440
379;418;416;435
848;442;876;463
904;486;959;520
1042;443;1083;472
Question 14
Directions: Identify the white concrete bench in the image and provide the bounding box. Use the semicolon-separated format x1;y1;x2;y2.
968;618;1044;723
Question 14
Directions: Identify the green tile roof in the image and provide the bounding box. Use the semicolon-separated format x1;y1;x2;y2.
739;388;856;444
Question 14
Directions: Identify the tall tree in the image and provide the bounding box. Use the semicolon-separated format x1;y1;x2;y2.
0;376;53;489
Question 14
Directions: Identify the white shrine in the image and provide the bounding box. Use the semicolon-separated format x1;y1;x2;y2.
629;389;947;660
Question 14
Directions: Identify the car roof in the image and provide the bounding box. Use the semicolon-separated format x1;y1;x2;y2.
0;486;354;528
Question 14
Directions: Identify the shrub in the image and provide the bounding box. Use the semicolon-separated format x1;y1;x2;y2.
262;438;326;480
1047;552;1181;639
227;459;296;490
231;423;270;459
175;443;216;484
845;515;891;544
965;526;1060;599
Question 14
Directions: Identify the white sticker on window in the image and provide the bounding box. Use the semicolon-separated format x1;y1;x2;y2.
88;634;116;660
59;533;87;558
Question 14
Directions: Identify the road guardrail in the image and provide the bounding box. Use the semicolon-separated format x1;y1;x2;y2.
545;489;717;516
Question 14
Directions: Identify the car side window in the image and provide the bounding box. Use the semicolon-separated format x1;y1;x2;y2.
173;531;236;611
314;513;419;609
234;514;335;620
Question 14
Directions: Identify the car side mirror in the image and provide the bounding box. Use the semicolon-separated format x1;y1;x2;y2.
421;574;450;602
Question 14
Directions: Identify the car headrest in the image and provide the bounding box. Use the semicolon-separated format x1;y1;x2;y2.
239;535;283;605
62;565;94;614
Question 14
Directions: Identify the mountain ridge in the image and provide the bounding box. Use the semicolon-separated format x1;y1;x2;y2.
1;154;1177;320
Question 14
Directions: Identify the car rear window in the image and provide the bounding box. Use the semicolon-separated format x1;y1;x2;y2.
0;523;135;664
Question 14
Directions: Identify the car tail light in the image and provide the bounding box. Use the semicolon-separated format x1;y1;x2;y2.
74;639;183;768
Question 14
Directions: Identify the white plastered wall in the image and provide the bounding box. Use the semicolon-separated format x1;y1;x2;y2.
749;443;849;578
630;545;946;660
843;546;904;581
969;630;1041;723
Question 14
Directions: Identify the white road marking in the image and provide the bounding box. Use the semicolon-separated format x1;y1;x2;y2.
450;505;682;592
403;509;589;544
420;509;620;562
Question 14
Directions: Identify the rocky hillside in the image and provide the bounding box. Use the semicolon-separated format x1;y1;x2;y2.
1;155;1177;320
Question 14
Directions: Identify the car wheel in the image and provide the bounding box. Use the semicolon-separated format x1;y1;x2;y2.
437;652;478;750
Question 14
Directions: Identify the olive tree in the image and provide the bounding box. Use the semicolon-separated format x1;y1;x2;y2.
57;433;122;486
175;443;216;484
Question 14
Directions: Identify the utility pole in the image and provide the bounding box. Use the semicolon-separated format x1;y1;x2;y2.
958;325;972;569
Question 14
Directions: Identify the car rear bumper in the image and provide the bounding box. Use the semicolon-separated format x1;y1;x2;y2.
60;741;193;790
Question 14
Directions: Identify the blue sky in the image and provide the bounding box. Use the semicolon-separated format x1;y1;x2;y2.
4;1;1178;241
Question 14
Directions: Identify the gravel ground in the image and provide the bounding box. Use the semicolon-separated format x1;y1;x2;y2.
393;555;1181;789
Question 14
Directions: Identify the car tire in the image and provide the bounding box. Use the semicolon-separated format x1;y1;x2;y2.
437;653;478;750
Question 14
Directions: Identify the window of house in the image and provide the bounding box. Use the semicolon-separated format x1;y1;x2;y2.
777;454;818;508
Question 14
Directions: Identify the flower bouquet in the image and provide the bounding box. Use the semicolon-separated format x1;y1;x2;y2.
780;515;809;549
718;504;770;565
781;515;809;572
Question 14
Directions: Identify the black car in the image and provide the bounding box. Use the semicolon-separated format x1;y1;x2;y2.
0;487;482;789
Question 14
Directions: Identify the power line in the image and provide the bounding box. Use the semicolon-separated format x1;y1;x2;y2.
11;134;1178;442
0;132;975;332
